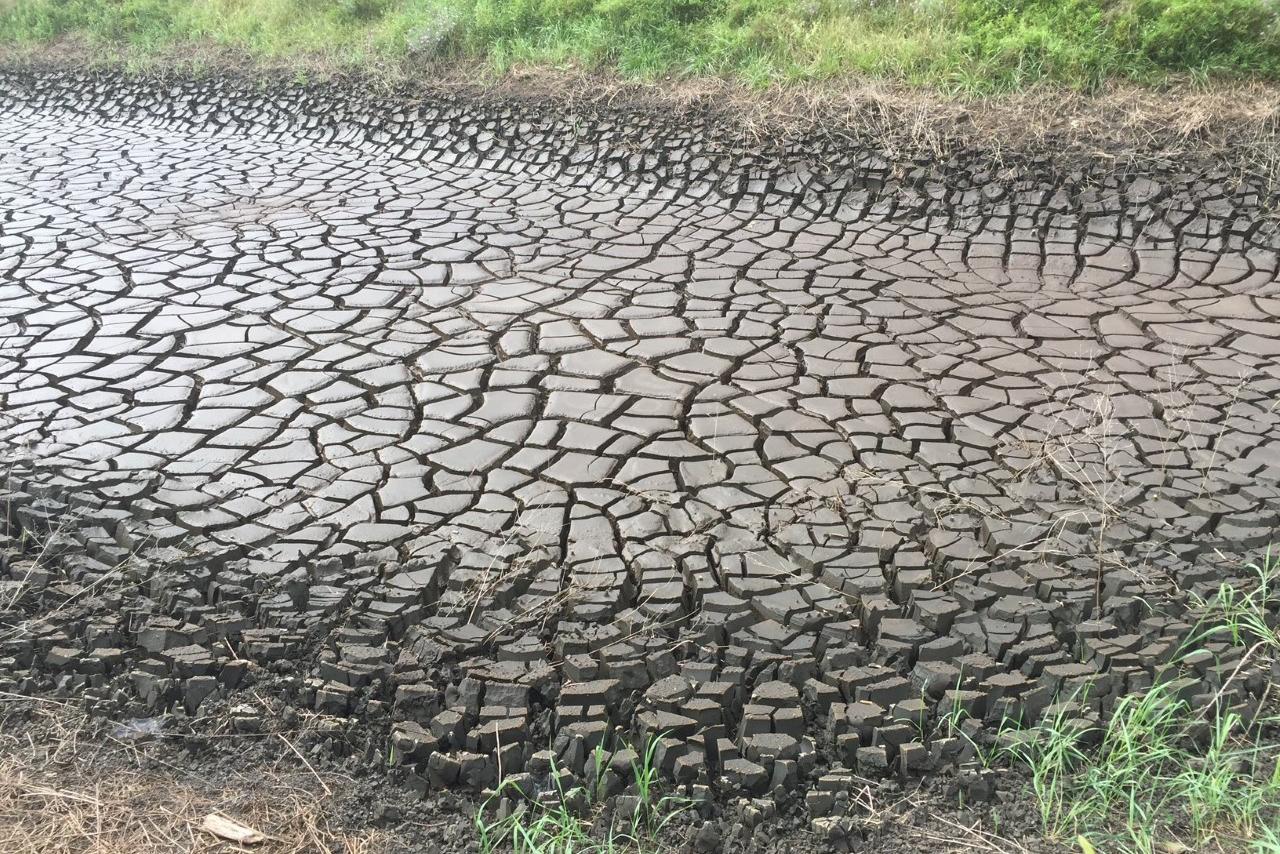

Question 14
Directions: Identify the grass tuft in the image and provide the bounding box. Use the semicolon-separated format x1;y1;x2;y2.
476;734;689;854
1003;549;1280;854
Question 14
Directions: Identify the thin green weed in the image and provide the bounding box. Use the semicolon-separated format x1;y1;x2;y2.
476;733;689;854
1002;548;1280;854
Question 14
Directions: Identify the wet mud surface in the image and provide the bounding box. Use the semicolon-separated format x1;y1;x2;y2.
0;69;1277;840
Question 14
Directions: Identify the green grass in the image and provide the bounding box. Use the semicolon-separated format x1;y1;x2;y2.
1002;550;1280;854
476;735;690;854
1009;683;1280;854
1;0;1279;93
1187;548;1280;652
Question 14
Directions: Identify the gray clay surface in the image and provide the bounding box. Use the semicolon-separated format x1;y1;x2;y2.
1;71;1277;804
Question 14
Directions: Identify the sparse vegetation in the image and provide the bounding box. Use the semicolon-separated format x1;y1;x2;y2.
1008;683;1280;854
1000;550;1280;854
476;735;690;854
1;0;1278;92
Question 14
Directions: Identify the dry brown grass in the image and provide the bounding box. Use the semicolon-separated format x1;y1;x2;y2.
0;698;390;854
482;70;1280;194
3;41;1279;189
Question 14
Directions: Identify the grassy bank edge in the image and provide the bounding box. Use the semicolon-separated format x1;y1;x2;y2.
3;0;1279;93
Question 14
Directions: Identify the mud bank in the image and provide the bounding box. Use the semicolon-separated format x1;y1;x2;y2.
0;66;1277;850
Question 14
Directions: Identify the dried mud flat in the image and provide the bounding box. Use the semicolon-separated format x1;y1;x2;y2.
1;67;1279;852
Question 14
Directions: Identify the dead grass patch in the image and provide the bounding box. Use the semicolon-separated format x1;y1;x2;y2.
2;43;1279;190
0;699;390;854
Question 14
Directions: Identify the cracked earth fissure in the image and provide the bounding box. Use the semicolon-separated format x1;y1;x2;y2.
1;69;1278;811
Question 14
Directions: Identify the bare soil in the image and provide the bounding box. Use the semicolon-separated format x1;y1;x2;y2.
0;691;1062;853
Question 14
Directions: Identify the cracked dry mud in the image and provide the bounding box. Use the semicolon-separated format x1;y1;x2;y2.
1;71;1278;822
